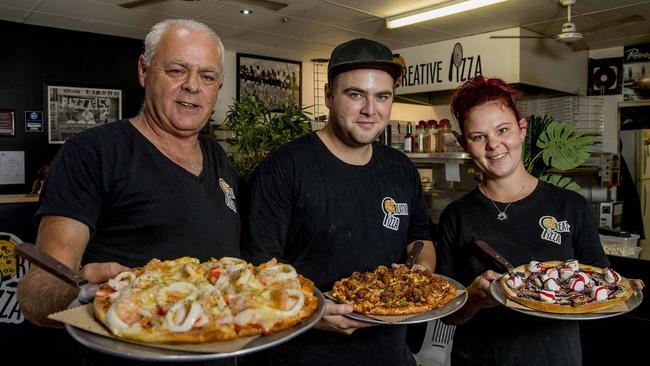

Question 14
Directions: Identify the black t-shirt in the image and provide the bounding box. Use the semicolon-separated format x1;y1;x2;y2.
37;120;242;267
243;132;430;366
437;180;608;366
37;120;241;366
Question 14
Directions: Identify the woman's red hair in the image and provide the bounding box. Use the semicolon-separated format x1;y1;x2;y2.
451;76;522;134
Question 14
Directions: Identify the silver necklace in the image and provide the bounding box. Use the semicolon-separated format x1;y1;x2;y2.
480;183;526;221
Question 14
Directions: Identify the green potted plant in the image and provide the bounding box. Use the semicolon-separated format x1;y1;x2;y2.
524;115;595;191
222;95;313;179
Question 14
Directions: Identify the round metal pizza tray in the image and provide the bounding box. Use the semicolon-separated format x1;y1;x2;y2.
65;288;325;361
489;279;643;321
342;274;468;325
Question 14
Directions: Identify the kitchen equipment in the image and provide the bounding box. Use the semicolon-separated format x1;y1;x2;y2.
620;127;650;255
475;240;514;273
598;201;624;229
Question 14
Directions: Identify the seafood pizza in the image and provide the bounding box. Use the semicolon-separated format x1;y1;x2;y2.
500;259;634;314
93;257;318;344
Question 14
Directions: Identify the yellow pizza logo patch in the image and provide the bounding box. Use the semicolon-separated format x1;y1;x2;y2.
381;197;408;231
539;216;570;245
219;178;237;213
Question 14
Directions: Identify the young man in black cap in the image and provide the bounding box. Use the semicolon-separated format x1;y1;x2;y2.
243;38;435;366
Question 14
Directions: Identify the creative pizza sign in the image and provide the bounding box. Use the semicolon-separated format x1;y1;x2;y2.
394;29;518;94
394;27;587;95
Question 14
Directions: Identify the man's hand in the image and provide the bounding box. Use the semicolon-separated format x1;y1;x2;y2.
77;262;130;303
80;262;129;284
314;301;376;335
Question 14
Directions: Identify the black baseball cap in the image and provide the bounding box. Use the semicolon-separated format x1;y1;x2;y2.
327;38;403;83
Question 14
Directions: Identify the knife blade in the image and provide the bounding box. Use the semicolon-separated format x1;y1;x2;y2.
405;241;424;269
14;243;88;287
475;240;514;273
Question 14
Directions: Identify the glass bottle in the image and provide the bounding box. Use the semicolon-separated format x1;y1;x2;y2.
416;120;426;153
435;120;445;152
403;121;414;153
427;119;437;153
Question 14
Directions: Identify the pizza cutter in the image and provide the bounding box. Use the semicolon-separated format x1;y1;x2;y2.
475;240;514;274
14;243;98;303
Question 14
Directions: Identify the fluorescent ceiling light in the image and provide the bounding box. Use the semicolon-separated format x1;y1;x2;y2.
386;0;508;29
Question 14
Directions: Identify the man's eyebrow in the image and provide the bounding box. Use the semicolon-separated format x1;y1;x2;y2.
342;87;393;96
167;59;218;73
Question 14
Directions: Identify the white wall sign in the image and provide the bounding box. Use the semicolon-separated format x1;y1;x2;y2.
395;29;518;95
395;28;587;95
0;151;25;185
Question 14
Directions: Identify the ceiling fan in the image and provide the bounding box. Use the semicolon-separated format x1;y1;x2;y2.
118;0;288;11
490;0;645;51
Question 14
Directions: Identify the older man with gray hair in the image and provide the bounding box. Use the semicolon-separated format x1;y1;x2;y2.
18;19;240;365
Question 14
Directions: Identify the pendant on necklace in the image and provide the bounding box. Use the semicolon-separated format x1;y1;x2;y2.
497;212;508;221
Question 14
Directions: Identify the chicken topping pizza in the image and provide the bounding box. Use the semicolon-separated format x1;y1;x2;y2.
500;260;634;314
93;257;318;344
332;265;457;315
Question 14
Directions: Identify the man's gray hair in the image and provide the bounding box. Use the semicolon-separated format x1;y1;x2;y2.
143;19;225;81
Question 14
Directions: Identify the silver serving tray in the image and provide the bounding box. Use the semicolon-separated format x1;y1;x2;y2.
66;288;325;361
490;279;643;320
342;274;468;325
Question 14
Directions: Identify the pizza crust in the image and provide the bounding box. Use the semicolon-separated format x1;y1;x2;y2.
500;261;634;314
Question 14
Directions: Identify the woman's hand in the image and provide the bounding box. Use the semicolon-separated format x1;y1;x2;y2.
630;278;645;290
466;270;501;309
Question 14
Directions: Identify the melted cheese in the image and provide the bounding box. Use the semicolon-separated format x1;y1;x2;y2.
155;282;199;305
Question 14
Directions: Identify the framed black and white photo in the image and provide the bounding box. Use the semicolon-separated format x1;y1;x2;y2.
45;84;122;144
237;53;301;111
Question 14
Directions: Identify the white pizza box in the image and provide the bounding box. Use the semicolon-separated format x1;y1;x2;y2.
599;234;641;258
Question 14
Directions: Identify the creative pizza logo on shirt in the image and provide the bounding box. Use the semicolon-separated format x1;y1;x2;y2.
381;197;408;231
218;178;237;214
0;233;28;324
538;216;571;245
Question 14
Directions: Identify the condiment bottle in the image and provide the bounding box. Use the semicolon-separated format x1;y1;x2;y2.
435;119;445;152
426;119;437;153
416;120;426;153
439;119;454;152
403;121;414;153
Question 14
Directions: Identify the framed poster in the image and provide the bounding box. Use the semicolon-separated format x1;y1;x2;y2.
0;109;15;136
623;43;650;101
237;53;302;111
45;84;122;144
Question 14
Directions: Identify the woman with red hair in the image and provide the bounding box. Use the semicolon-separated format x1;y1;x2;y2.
436;76;613;365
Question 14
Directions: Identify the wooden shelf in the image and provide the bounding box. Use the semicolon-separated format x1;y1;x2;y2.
0;194;39;204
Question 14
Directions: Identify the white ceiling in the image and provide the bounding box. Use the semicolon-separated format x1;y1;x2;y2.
2;0;650;61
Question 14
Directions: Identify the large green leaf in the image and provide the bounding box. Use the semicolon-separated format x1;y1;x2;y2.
540;174;581;192
536;121;594;170
524;114;554;177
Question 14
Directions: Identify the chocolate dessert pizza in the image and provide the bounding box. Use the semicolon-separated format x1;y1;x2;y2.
500;259;634;314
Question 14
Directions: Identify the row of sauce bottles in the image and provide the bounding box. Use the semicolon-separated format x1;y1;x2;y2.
402;119;456;153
